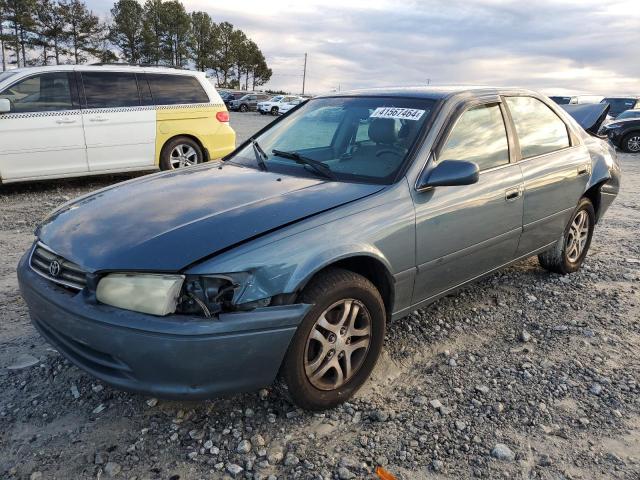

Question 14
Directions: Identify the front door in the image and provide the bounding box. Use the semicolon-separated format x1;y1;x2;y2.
80;71;156;172
503;96;591;255
0;71;87;181
411;100;524;304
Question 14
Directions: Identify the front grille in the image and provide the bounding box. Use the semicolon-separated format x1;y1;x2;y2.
30;243;87;290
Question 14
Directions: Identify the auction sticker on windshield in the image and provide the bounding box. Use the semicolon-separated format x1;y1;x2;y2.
371;107;426;121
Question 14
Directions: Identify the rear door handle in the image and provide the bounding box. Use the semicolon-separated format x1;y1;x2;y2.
55;118;76;124
505;186;523;201
89;116;108;122
577;164;590;175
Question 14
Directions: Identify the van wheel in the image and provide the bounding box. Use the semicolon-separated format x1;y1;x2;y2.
240;104;248;112
622;133;640;153
538;197;595;274
279;268;386;410
160;137;203;170
271;106;279;115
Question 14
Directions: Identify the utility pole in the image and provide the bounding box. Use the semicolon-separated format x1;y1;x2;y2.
302;53;307;95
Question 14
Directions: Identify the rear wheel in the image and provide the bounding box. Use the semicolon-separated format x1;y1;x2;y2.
271;106;279;115
622;132;640;153
239;103;248;112
279;268;386;410
160;137;203;171
538;197;595;274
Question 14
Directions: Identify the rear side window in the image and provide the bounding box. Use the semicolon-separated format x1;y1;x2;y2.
0;72;73;113
506;96;570;158
147;74;209;105
82;72;140;108
438;104;510;171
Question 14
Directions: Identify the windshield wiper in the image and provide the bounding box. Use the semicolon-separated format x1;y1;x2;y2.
271;149;337;181
251;138;268;171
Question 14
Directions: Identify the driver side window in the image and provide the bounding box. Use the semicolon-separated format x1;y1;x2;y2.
439;103;510;171
0;72;74;113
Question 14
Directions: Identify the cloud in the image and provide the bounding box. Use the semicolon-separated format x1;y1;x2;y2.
87;0;640;95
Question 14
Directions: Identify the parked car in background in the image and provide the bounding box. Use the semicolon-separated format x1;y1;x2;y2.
228;93;270;112
549;95;603;105
278;97;305;114
18;86;619;410
220;91;243;108
600;112;640;152
601;96;640;118
0;65;235;184
258;95;302;115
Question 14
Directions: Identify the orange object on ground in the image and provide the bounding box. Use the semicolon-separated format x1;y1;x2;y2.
375;466;398;480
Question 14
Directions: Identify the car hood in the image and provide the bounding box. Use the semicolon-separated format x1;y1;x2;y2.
561;103;610;135
606;118;640;127
36;164;384;272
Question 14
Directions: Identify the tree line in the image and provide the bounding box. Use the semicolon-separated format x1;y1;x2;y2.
0;0;272;89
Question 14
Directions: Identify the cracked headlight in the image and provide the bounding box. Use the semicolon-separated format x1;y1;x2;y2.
96;273;185;316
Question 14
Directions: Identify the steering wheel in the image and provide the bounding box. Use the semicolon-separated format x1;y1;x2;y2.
376;149;403;158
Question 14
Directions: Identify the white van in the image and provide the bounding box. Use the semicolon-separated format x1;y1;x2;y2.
0;65;235;184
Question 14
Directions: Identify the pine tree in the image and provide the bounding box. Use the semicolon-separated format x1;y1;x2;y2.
35;0;67;65
59;0;104;64
3;0;37;67
110;0;143;63
189;11;213;72
141;0;163;65
159;0;189;66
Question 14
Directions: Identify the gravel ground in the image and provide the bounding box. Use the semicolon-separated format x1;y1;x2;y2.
1;114;639;480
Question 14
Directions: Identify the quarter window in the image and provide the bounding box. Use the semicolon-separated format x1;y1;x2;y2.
0;72;73;113
506;96;570;158
439;104;510;171
147;74;209;105
82;72;140;108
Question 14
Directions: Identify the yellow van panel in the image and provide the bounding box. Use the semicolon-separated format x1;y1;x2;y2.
155;105;236;165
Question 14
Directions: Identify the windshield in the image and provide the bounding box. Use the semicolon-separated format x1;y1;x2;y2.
229;96;436;184
270;96;283;102
550;96;572;105
616;110;640;120
602;98;638;116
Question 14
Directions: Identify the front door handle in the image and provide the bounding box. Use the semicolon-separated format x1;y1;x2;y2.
89;116;108;122
505;186;523;202
55;118;76;124
577;164;590;176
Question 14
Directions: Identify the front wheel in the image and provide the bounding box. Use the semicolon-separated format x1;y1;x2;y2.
160;137;203;171
271;106;279;115
279;268;386;410
239;103;248;112
622;132;640;153
538;197;595;274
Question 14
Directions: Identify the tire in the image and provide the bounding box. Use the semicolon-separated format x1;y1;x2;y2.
538;197;595;274
239;103;248;112
271;106;279;116
160;136;203;171
279;268;386;410
622;132;640;153
259;110;266;115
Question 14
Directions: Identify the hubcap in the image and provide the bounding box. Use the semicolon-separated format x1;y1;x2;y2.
304;299;371;391
628;135;640;152
170;144;199;168
565;210;590;262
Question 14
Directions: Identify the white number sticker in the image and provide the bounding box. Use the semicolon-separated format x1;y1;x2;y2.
370;107;425;121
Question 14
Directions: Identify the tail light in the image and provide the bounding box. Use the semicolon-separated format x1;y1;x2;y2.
216;111;230;122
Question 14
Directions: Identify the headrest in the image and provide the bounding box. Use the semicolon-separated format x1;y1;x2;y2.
368;118;398;144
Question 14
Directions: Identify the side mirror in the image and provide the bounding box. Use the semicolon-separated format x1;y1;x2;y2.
0;98;10;114
417;159;480;190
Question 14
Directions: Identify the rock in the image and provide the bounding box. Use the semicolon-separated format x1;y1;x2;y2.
429;399;443;409
251;434;266;447
413;395;428;405
203;439;213;449
92;404;106;414
432;459;444;472
448;358;457;367
258;388;269;400
538;454;553;467
30;472;43;480
267;445;284;465
237;439;252;454
455;420;466;431
104;462;121;477
337;467;355;479
475;385;489;395
520;330;532;343
370;410;389;422
590;383;603;395
284;453;299;466
491;443;515;461
146;398;158;407
70;385;80;399
226;463;244;477
8;354;39;370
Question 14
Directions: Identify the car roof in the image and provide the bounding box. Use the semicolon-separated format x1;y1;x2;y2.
315;85;540;100
4;64;206;77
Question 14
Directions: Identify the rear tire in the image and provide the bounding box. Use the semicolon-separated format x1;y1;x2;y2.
538;197;595;274
279;268;386;410
622;132;640;153
160;136;203;171
239;104;248;112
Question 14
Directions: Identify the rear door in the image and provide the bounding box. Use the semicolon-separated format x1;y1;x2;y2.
80;70;156;171
411;98;524;304
503;95;590;255
0;71;87;181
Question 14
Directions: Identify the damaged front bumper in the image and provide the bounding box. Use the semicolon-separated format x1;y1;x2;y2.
17;253;310;399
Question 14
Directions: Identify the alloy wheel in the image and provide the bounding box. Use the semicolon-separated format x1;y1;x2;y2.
565;210;590;262
170;144;199;168
304;299;371;391
627;135;640;152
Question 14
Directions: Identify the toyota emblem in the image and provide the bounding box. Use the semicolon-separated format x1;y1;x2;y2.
48;260;61;277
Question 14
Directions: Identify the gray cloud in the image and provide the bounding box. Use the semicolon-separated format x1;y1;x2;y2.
87;0;639;95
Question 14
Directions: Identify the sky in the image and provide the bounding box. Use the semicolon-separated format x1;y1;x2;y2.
86;0;640;95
